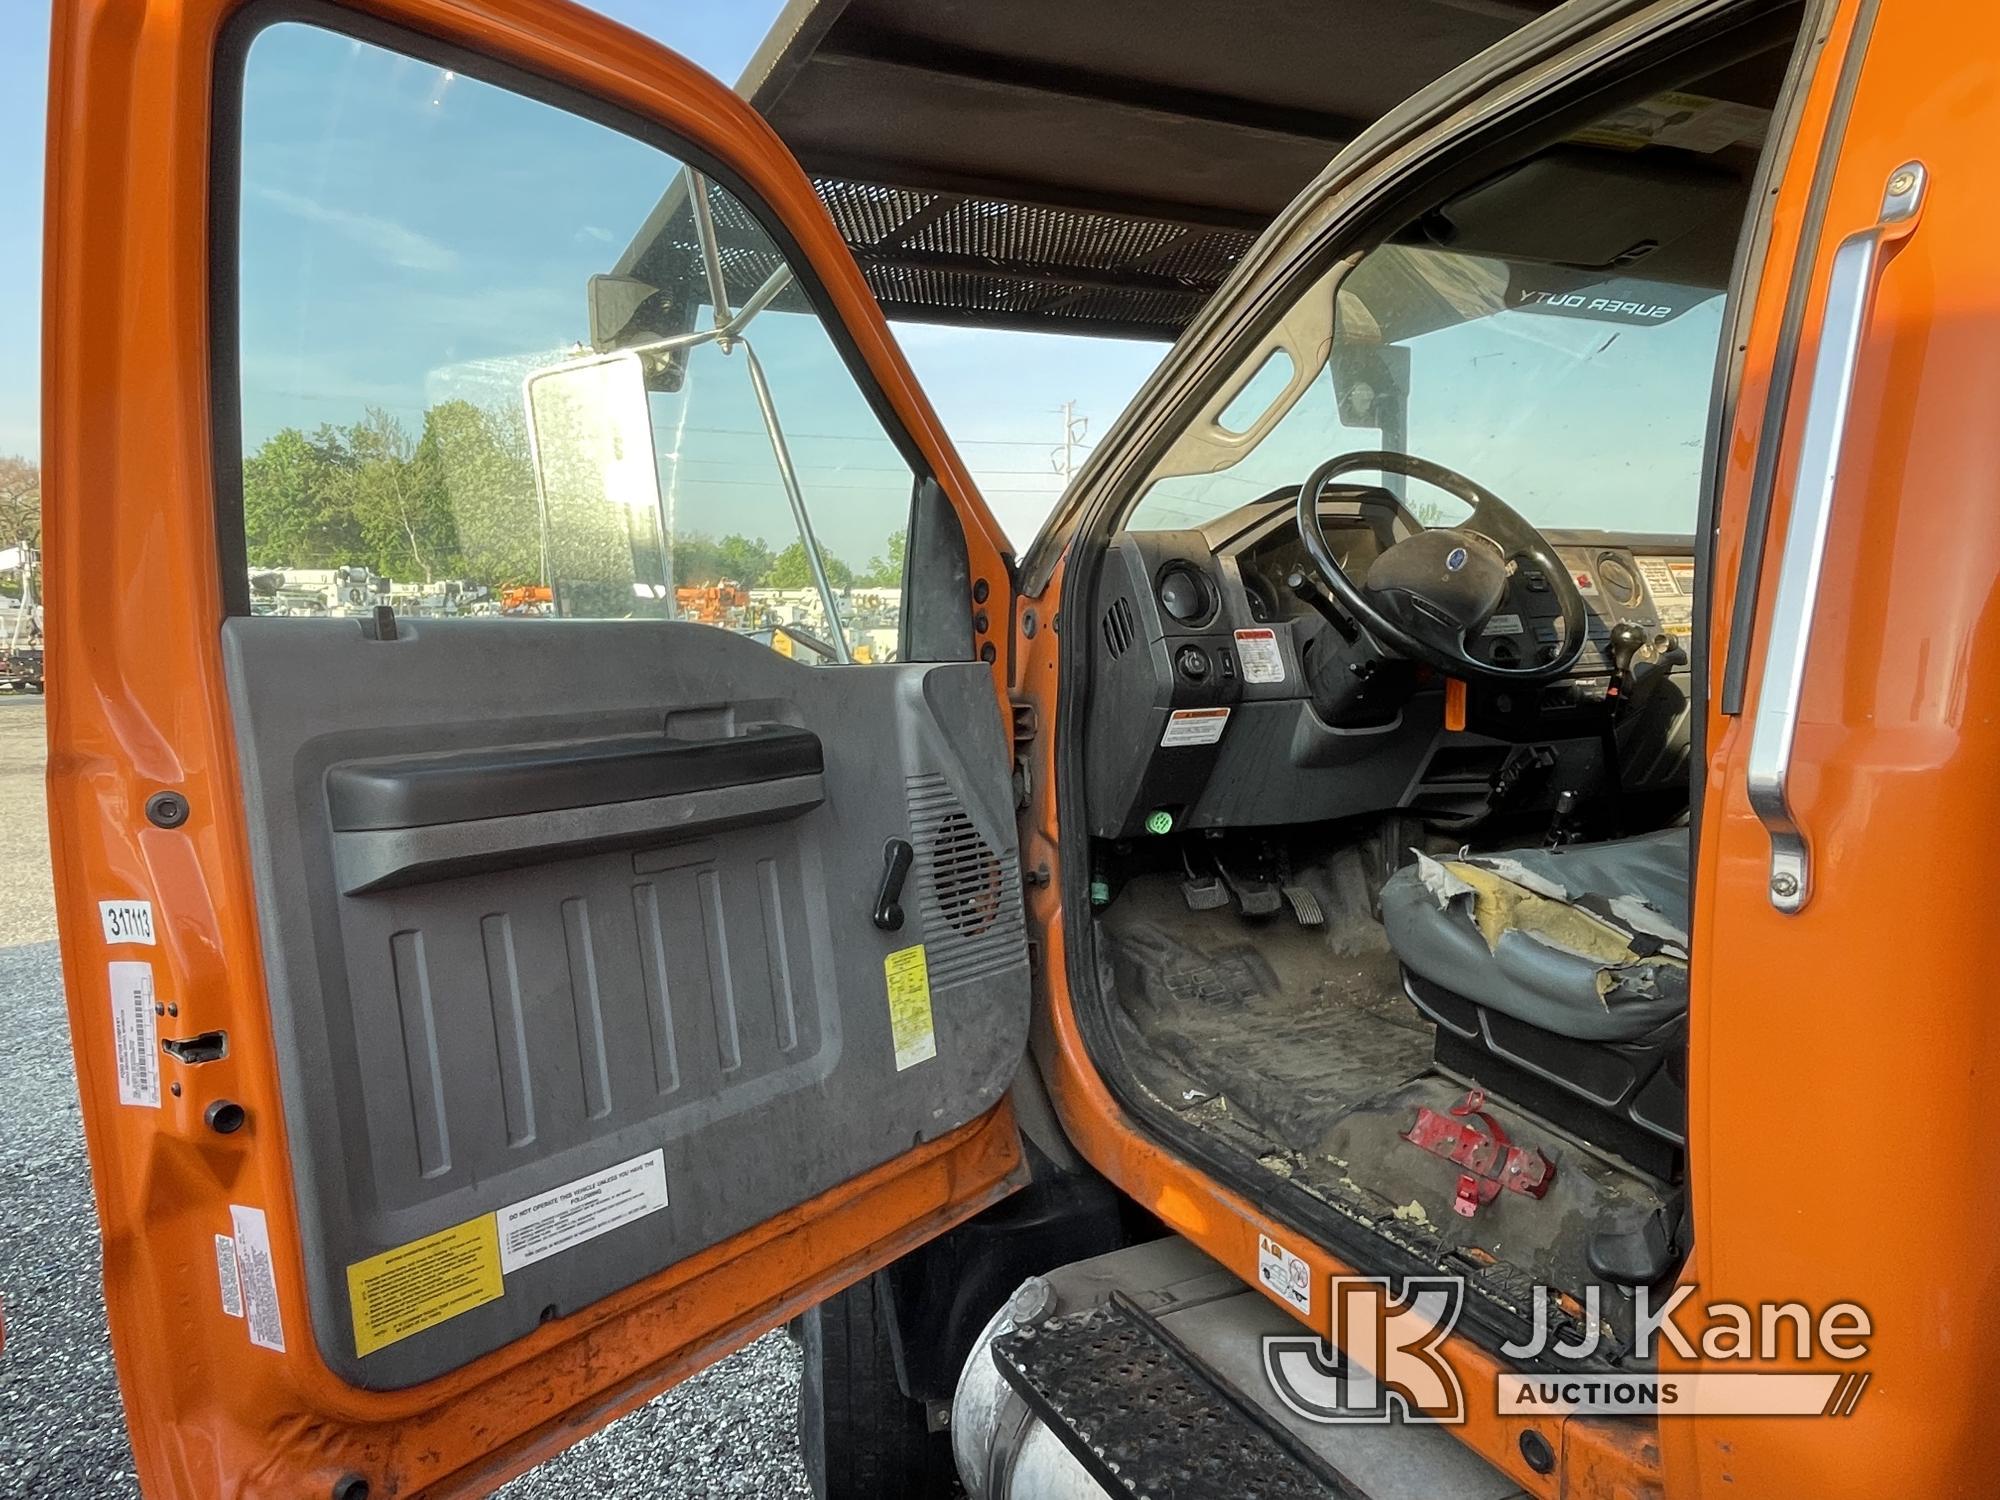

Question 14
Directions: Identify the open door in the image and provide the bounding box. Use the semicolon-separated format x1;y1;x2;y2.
43;2;1029;1494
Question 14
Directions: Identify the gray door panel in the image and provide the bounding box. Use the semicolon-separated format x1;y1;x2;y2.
221;618;1029;1389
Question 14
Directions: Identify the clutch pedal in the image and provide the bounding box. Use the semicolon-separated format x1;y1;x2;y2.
1180;849;1231;911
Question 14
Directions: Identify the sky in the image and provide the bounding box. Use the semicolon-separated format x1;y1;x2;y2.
4;2;1720;562
0;1;1164;552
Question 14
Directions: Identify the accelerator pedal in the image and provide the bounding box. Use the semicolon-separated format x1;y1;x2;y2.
1281;882;1325;927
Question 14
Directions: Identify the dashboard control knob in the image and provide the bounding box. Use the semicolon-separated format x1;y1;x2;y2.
1175;645;1210;682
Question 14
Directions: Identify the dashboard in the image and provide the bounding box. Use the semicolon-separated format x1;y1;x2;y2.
1082;486;1696;839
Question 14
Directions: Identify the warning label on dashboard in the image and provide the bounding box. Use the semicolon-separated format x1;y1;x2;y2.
1161;707;1231;747
1233;628;1286;684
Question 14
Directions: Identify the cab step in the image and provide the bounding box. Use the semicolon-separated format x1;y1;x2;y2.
991;1294;1355;1499
962;1237;1526;1500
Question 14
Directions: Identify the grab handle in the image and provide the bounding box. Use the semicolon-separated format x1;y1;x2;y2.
1747;162;1927;913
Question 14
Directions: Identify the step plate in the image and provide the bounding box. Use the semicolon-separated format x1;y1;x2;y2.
991;1295;1361;1499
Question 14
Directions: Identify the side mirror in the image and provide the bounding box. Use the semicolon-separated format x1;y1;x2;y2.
1331;342;1409;431
522;350;672;618
587;273;698;393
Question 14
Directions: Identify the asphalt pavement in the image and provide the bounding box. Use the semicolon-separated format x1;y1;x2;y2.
0;697;811;1498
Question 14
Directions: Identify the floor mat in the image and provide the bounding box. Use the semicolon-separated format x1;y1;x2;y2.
1100;873;1433;1154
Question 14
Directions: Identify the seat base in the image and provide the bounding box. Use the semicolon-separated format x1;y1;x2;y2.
1404;970;1685;1180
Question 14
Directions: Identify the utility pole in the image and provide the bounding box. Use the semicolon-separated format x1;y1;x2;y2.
1052;400;1089;483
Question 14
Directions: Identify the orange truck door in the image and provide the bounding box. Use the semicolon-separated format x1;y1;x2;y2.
1681;0;2000;1493
43;2;1027;1495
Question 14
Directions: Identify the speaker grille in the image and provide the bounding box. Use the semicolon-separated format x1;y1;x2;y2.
905;773;1027;989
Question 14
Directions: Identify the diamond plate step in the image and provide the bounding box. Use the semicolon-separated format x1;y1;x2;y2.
991;1294;1362;1500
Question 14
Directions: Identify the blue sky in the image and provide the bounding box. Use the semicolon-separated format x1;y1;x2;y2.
0;1;1165;550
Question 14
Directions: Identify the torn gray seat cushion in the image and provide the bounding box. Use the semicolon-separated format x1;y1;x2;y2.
1379;828;1690;1044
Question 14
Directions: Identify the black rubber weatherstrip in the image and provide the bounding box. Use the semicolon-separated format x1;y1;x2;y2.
326;723;822;830
1685;0;1840;887
1718;0;1882;715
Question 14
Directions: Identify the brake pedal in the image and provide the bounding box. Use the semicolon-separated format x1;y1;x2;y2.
1217;862;1283;918
1280;883;1324;927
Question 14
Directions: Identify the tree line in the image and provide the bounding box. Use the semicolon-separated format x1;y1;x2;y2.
240;402;904;591
0;455;38;601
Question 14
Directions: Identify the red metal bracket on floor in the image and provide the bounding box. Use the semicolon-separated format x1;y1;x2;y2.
1402;1088;1555;1218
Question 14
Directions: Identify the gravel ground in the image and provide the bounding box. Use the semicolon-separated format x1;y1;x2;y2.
0;698;812;1498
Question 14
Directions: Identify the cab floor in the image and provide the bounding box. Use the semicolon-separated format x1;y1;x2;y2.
1099;870;1432;1154
1098;869;1670;1354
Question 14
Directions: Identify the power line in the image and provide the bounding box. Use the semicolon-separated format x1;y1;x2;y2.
1051;400;1089;483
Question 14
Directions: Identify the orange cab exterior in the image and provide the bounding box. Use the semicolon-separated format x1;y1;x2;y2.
41;0;2000;1495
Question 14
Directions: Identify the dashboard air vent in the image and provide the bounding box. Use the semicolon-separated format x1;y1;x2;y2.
1102;596;1137;658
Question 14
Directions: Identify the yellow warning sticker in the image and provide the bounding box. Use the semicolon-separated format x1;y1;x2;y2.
885;944;937;1071
346;1214;503;1357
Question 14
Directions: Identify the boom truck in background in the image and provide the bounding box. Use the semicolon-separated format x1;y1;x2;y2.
41;0;2000;1497
0;542;42;693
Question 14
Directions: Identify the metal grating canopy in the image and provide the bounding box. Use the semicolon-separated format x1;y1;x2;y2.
814;177;1254;339
611;0;1570;341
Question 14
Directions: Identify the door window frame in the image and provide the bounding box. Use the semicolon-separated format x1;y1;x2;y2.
208;0;948;629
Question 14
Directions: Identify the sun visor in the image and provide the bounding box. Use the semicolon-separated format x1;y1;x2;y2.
1422;145;1744;276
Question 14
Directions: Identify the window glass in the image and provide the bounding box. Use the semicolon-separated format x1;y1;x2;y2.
235;22;918;663
1129;243;1725;536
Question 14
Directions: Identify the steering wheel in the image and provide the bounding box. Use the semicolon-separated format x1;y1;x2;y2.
1294;451;1585;685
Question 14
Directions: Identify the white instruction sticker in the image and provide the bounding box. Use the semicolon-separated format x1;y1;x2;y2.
230;1205;287;1351
106;961;160;1108
1636;557;1679;599
1233;628;1286;685
1572;569;1600;597
498;1149;670;1275
215;1234;244;1318
1257;1233;1313;1317
1482;613;1524;637
98;900;155;946
1160;707;1231;747
1572;92;1772;155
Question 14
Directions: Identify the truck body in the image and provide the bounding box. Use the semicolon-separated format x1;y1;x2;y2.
40;0;1992;1496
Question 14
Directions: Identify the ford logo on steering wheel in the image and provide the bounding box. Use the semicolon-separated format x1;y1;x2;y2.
1445;546;1468;572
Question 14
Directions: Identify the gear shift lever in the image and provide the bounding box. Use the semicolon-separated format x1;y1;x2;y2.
1606;620;1649;698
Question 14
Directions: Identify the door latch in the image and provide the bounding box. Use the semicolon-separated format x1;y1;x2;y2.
873;838;914;931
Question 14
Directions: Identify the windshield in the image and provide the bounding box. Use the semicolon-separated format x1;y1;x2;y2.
1128;242;1726;535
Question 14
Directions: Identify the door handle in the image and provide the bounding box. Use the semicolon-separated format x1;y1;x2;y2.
1747;162;1927;914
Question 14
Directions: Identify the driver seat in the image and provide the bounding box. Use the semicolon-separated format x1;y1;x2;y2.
1379;828;1690;1163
